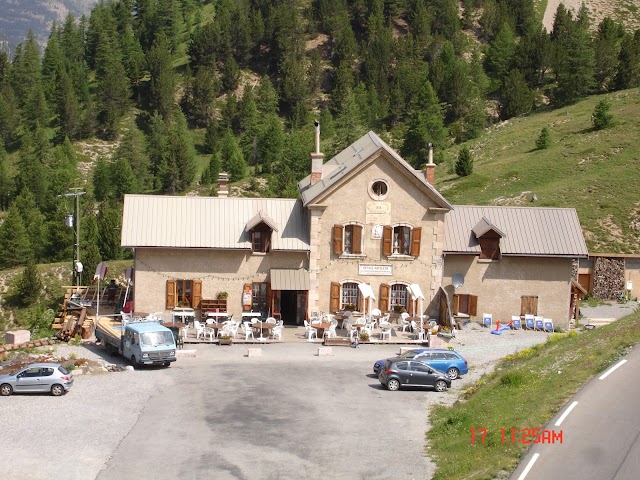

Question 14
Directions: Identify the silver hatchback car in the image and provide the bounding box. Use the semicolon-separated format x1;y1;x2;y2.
0;363;74;396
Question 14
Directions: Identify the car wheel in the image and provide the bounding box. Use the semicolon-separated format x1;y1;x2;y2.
447;367;460;380
0;383;13;396
435;380;448;392
387;378;401;391
163;362;170;367
50;384;65;396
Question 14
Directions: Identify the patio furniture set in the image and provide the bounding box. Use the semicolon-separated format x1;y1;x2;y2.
182;313;284;343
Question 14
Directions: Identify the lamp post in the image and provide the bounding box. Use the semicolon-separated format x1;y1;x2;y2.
59;188;86;286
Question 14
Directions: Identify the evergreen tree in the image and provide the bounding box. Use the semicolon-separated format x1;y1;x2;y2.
10;262;43;307
113;158;138;199
256;114;285;174
256;76;279;116
0;85;20;144
209;151;222;186
515;28;552;87
9;31;42;108
182;66;217;128
23;83;49;132
147;35;176;119
535;127;551;149
485;23;516;90
97;198;124;260
93;156;113;201
221;55;241;93
56;71;81;140
114;127;152;192
594;17;622;90
219;130;246;182
81;212;102;285
401;80;447;167
204;119;222;154
592;98;613;130
188;22;217;69
0;204;32;267
0;142;14;209
163;111;197;192
455;147;473;177
500;70;533;119
147;112;169;189
614;30;640;90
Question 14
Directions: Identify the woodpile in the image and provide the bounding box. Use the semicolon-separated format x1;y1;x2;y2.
592;257;624;300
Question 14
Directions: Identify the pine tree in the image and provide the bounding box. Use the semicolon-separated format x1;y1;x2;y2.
485;23;516;90
81;211;102;284
0;204;32;267
500;70;533;119
455;147;473;177
114;126;152;191
147;35;176;119
93;156;113;201
204;119;221;154
594;17;622;90
10;262;43;307
97;198;124;260
219;130;246;182
221;55;241;93
56;71;81;140
256;76;279;116
257;114;285;174
23;83;49;132
164;111;197;192
614;30;640;90
147;112;169;189
0;142;14;210
9;31;42;108
592;98;613;130
401;79;447;167
535;127;551;150
182;66;217;128
112;158;138;199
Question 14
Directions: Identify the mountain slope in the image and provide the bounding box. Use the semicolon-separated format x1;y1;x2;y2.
437;88;640;254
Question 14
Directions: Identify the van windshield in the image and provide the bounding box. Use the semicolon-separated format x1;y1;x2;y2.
140;331;174;347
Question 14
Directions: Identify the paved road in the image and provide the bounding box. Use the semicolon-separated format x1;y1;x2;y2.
96;343;443;480
510;346;640;480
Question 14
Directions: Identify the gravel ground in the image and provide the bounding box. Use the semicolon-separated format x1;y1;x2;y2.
0;324;587;480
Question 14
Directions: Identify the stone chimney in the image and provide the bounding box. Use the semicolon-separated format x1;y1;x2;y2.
218;172;229;197
424;143;435;185
311;120;324;184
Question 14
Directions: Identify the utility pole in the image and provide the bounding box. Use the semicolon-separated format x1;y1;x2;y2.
59;188;86;286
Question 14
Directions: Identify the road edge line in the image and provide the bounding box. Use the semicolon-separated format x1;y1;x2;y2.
517;453;540;480
555;400;578;427
599;359;627;380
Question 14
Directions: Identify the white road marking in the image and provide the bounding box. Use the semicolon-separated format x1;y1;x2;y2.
555;400;579;427
517;453;540;480
599;359;627;380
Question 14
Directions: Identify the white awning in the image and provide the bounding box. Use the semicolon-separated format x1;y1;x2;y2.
408;283;425;300
358;283;376;299
270;269;309;290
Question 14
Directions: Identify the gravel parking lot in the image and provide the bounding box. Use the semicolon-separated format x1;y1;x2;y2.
0;327;553;480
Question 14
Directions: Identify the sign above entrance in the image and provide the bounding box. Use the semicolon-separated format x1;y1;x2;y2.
359;264;393;276
365;201;391;225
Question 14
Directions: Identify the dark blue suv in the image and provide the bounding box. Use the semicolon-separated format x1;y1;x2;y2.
373;348;468;380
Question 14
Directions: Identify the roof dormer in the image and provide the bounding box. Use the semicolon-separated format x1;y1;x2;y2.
472;217;506;260
246;210;278;253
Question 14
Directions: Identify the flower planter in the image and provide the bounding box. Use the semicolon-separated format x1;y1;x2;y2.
218;339;233;345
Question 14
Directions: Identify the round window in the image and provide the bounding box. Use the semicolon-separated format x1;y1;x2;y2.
369;180;389;200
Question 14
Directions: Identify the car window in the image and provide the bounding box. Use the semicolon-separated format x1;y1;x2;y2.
41;368;54;376
401;351;418;359
21;367;42;378
395;361;409;371
431;353;446;360
415;352;430;360
58;366;70;375
445;353;459;360
410;363;432;373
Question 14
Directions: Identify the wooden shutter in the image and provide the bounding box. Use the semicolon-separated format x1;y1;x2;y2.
358;289;364;313
379;284;390;312
333;225;343;256
166;280;176;309
382;226;392;256
408;293;415;316
352;225;362;254
192;280;202;309
469;295;478;316
520;296;538;316
330;282;340;312
411;227;422;256
452;294;460;315
267;283;273;315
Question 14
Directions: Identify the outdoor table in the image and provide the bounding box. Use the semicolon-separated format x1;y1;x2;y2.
205;322;224;340
242;312;262;320
172;307;196;326
252;321;277;340
311;322;331;337
206;311;229;321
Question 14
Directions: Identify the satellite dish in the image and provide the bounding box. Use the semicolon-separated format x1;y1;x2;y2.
452;273;464;289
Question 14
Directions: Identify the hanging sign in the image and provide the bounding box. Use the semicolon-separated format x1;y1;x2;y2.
94;262;108;280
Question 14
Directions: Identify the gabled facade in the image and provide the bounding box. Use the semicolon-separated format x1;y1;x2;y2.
121;130;588;329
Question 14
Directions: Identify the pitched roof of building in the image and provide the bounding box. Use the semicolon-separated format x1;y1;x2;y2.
121;195;309;251
297;131;452;209
444;205;588;257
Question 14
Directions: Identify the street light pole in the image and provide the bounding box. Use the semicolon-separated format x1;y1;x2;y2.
59;188;86;286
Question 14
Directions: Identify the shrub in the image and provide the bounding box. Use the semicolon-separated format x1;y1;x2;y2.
499;371;526;387
592;99;613;130
535;127;551;149
455;147;473;177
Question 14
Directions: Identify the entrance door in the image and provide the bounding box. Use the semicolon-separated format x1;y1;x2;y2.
278;290;308;325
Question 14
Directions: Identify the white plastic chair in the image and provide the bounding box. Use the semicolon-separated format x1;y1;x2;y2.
265;316;277;324
242;322;255;340
534;316;544;331
305;325;317;341
400;312;411;332
379;322;392;341
371;308;382;319
227;321;239;339
411;321;426;341
324;323;337;339
543;318;554;332
194;320;206;340
270;325;284;340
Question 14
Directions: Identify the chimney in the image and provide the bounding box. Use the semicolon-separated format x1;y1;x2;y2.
218;172;229;197
311;120;324;184
424;143;435;185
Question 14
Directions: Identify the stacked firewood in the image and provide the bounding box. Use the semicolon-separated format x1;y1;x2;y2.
592;257;624;300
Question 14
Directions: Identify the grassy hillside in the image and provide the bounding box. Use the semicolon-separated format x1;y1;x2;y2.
437;88;640;254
